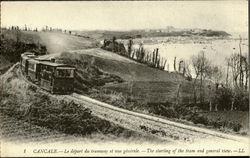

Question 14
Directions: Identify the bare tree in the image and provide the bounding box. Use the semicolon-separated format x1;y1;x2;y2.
178;59;186;76
209;65;223;111
227;48;248;111
127;39;133;58
238;36;244;88
174;56;177;72
15;30;21;43
183;60;192;80
175;83;182;105
191;51;211;104
225;58;230;87
243;54;249;90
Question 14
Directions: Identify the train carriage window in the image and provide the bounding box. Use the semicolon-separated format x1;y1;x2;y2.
28;62;35;71
22;59;26;66
40;64;53;81
56;68;74;78
41;69;52;80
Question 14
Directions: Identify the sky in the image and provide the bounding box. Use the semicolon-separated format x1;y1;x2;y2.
1;1;248;33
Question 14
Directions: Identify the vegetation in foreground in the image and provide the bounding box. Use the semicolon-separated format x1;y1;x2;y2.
0;65;155;142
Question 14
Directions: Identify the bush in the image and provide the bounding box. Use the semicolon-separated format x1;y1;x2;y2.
0;35;47;63
234;90;249;111
215;87;233;111
148;102;179;118
27;97;116;136
188;113;209;125
214;87;248;111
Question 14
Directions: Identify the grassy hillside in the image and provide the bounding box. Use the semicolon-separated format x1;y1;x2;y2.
66;48;184;82
58;49;193;103
2;30;100;54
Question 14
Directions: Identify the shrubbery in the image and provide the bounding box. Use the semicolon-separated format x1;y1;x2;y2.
1;91;133;136
148;102;179;118
147;101;244;133
214;87;249;111
0;33;47;63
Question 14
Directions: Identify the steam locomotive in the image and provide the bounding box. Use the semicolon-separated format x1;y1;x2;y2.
20;52;75;94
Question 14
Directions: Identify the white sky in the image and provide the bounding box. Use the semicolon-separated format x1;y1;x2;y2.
1;1;248;33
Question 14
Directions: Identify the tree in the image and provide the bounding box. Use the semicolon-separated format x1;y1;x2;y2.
242;54;249;90
191;51;212;104
174;56;177;71
175;83;182;105
15;30;21;43
238;36;243;88
182;60;192;81
209;65;223;111
178;59;186;76
112;36;116;52
227;51;249;111
128;39;133;58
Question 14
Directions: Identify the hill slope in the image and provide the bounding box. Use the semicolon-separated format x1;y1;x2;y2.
58;49;192;103
2;30;100;54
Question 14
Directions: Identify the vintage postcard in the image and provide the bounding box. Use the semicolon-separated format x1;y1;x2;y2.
0;0;249;157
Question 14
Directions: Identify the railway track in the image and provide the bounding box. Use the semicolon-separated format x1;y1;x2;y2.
16;64;249;144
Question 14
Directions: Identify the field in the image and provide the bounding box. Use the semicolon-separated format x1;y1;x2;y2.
59;49;194;105
66;49;184;82
102;81;193;103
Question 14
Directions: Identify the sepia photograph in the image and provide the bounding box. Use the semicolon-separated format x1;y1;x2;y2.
0;0;249;157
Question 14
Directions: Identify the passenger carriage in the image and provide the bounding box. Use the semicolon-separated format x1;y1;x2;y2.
20;52;35;75
39;61;75;94
27;59;41;82
20;52;75;94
